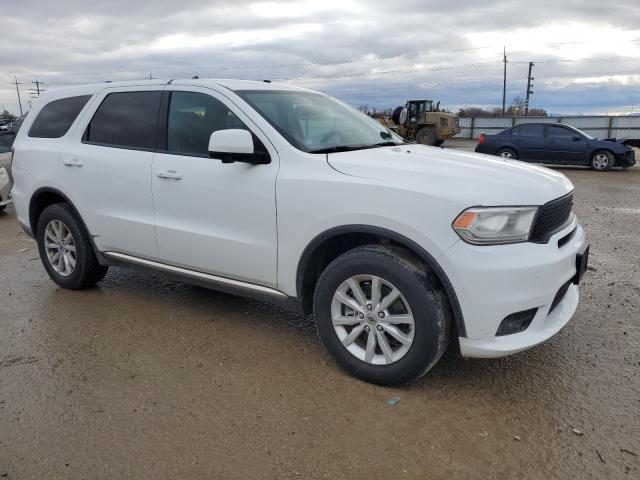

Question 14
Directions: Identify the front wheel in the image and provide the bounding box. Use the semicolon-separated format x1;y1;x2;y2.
590;150;614;171
313;245;450;386
415;127;437;146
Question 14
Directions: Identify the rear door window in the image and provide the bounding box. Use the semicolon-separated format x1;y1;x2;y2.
518;124;545;138
84;91;162;150
28;95;92;138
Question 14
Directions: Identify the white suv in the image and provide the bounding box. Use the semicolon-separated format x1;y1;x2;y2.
11;79;588;385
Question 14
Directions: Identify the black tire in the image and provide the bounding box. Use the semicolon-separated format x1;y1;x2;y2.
391;106;405;125
415;127;437;146
313;245;450;386
590;150;614;171
36;203;108;289
496;147;518;160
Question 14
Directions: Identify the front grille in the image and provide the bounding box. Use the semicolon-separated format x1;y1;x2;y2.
530;192;574;243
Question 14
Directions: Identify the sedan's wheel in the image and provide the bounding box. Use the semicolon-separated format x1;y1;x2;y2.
497;148;517;159
44;219;77;277
37;203;108;289
314;245;450;386
331;275;415;365
590;151;613;171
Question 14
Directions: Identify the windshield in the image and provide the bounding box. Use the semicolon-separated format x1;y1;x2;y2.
236;90;405;153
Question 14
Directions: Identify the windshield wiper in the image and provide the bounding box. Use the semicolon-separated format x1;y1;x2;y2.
309;142;400;154
308;145;369;154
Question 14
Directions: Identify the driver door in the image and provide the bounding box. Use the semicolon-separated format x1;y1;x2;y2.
151;87;279;287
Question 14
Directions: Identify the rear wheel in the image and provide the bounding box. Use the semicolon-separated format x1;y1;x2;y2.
496;147;517;159
36;203;108;289
415;127;437;146
590;150;614;171
313;245;450;386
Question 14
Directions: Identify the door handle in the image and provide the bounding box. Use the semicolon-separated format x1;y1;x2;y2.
156;170;183;180
63;158;83;167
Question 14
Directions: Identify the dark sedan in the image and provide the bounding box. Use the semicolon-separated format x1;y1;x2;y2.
475;123;636;171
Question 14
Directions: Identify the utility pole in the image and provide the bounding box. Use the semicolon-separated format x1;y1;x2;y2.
147;73;154;80
502;46;507;116
12;76;23;116
30;78;44;99
525;62;534;116
31;78;43;95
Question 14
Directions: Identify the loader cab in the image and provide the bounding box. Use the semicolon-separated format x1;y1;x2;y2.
407;100;433;123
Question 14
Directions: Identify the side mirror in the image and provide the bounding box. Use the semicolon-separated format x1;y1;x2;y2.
208;129;270;164
572;135;582;142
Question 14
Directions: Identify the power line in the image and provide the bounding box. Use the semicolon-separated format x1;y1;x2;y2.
510;57;640;64
10;41;638;81
272;61;504;82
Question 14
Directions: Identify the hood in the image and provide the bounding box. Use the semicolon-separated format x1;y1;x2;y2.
604;137;638;149
327;145;574;206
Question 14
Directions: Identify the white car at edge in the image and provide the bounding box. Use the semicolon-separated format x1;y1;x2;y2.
10;79;588;385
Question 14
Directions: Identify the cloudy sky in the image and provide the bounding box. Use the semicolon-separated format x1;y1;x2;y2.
1;0;639;115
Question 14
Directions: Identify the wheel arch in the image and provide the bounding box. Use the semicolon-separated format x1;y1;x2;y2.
295;224;467;337
590;147;615;158
28;187;102;260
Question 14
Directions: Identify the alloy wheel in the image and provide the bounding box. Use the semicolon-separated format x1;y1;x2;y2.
44;219;77;277
331;275;415;365
592;153;609;170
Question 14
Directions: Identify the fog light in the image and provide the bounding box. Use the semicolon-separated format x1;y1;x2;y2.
495;308;538;336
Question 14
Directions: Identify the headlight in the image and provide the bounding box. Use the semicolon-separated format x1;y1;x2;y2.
452;206;539;245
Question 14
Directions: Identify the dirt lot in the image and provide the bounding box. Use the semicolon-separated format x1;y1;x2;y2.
1;143;639;479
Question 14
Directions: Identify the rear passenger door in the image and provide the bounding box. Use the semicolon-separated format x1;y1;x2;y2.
151;86;279;287
61;87;163;258
513;124;547;161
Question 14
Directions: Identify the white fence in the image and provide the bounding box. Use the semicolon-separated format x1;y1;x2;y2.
456;115;640;140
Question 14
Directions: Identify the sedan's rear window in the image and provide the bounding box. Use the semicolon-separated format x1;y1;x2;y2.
28;95;92;138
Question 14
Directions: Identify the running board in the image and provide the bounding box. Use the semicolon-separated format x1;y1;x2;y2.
103;252;286;298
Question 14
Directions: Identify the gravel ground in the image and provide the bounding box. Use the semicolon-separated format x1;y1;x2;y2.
1;143;639;479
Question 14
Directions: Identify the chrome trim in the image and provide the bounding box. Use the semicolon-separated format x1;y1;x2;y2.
103;252;286;297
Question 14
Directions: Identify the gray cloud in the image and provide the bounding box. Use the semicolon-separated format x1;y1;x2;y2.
1;0;639;115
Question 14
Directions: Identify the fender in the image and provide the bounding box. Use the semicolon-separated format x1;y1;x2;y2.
296;224;467;337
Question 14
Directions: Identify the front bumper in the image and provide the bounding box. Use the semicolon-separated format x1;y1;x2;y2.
615;149;635;167
439;218;586;358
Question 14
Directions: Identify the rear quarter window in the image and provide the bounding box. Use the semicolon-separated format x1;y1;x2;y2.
28;95;92;138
